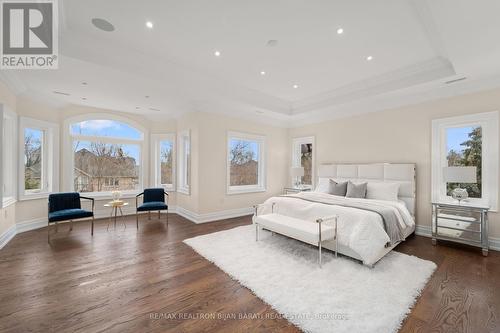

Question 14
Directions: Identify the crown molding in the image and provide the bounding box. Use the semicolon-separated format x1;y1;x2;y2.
288;72;500;128
292;57;455;114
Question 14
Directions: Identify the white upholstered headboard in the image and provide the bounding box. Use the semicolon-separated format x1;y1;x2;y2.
317;163;417;217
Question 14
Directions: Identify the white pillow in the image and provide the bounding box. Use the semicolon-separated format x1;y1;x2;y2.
314;178;331;193
366;182;400;202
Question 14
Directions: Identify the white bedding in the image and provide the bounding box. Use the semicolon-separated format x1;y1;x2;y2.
254;192;415;265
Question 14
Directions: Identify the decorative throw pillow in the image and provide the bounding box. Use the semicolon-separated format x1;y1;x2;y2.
346;181;367;198
366;182;400;201
329;179;347;196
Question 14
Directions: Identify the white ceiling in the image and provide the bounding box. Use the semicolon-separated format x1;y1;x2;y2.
2;0;500;126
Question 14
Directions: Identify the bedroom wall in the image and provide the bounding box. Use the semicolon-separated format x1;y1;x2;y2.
289;87;500;240
196;112;288;215
173;112;288;218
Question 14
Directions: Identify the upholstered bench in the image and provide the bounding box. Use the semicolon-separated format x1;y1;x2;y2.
253;203;337;267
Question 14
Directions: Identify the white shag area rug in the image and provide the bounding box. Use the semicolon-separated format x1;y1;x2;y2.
184;225;436;333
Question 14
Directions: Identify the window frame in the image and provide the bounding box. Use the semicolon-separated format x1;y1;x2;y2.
0;105;17;208
177;130;190;195
151;133;176;191
226;131;266;195
18;117;59;201
291;136;315;188
63;113;147;198
431;111;498;211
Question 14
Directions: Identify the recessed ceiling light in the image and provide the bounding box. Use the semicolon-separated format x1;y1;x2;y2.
135;106;140;109
82;97;87;100
260;71;266;76
366;55;373;61
214;50;221;57
82;82;88;86
337;28;344;34
293;84;299;89
146;21;153;29
145;95;150;98
91;18;115;32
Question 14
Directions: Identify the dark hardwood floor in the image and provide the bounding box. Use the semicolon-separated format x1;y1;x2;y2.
0;214;498;333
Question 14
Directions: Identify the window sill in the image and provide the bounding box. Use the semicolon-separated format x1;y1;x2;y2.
78;191;142;201
227;187;267;195
19;192;50;201
2;197;16;208
177;187;190;195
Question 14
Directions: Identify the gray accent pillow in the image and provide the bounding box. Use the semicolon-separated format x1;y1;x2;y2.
346;181;367;198
329;179;347;196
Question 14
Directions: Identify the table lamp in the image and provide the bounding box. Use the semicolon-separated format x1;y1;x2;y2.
291;167;304;187
443;166;477;204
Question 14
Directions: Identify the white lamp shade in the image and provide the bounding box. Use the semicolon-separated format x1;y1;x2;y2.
443;166;477;183
291;167;304;177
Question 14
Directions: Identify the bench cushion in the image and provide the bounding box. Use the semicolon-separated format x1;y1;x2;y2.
255;213;335;245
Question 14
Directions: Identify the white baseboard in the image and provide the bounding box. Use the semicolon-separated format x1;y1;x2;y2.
0;224;16;249
414;224;432;237
413;224;500;251
176;206;253;224
16;217;47;233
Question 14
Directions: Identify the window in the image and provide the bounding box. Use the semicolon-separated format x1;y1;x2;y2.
445;126;482;198
24;128;43;191
19;117;59;200
177;130;190;194
0;106;17;207
292;136;314;187
432;111;498;210
152;133;175;190
227;131;265;194
67;117;144;194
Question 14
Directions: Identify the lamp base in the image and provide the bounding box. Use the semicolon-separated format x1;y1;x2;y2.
451;187;468;204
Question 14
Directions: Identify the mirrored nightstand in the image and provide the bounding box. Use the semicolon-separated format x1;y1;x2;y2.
432;201;489;256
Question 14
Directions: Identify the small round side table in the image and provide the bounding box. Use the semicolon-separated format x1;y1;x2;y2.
104;201;129;230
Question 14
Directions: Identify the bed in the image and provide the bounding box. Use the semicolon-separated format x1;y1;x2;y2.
255;163;416;266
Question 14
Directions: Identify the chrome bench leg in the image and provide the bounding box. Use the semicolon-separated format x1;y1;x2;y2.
319;242;322;268
255;224;259;241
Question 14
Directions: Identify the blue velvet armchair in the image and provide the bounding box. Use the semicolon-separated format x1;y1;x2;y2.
48;192;94;242
136;188;169;229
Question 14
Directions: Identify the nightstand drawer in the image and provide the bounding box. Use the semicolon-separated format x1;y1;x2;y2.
436;217;481;233
436;208;481;223
436;226;481;243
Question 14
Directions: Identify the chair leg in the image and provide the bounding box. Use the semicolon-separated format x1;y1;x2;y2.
166;209;169;226
55;221;58;233
70;220;73;231
158;210;160;219
148;211;151;220
136;211;139;229
91;216;94;236
48;221;50;243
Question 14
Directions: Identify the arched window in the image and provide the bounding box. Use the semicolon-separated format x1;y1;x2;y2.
68;117;144;194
